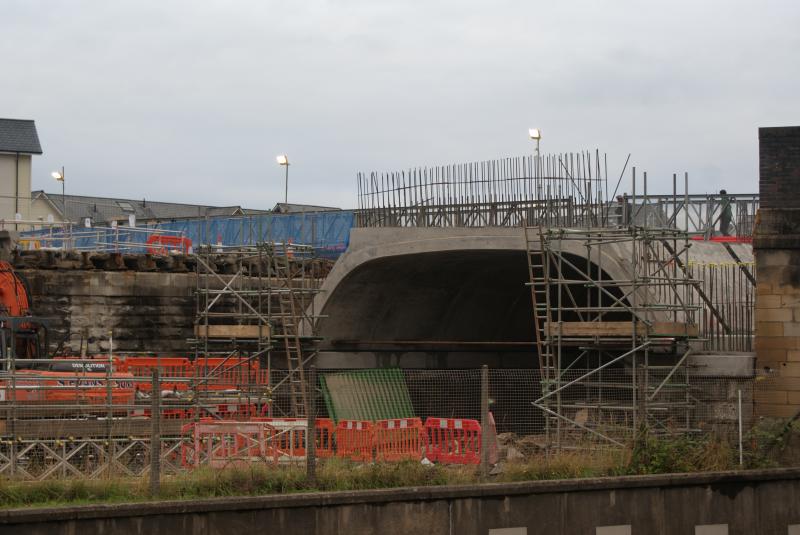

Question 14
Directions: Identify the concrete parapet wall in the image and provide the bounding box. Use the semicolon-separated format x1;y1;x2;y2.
1;468;799;534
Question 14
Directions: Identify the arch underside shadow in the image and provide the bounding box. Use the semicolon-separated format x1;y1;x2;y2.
317;249;626;369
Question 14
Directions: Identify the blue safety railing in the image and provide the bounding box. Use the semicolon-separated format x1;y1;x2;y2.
19;210;356;259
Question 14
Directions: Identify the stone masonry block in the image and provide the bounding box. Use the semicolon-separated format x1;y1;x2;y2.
785;322;800;337
755;390;788;405
756;295;782;309
757;283;774;294
764;377;800;392
756;250;793;267
756;348;788;362
756;336;799;350
779;363;800;377
756;403;799;418
762;362;800;377
756;308;793;323
757;322;784;336
783;295;800;307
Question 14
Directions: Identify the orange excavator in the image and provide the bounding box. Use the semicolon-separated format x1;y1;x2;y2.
0;260;46;362
0;260;29;317
0;260;136;408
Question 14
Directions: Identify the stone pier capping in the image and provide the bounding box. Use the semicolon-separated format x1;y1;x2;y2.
754;125;800;417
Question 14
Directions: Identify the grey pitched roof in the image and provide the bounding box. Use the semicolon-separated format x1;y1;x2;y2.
0;119;42;154
32;191;269;224
272;203;341;213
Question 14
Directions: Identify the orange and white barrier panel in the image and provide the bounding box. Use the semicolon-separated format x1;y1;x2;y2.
181;418;335;467
194;358;269;391
146;234;193;255
335;420;374;462
374;417;424;461
190;420;278;468
423;417;482;465
180;415;497;468
120;357;193;392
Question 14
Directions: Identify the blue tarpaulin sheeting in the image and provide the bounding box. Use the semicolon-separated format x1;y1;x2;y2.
20;210;356;259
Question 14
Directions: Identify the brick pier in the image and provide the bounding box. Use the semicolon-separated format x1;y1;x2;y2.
754;126;800;416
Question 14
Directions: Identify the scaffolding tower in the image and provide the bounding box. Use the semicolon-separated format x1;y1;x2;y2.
524;168;711;448
190;241;324;418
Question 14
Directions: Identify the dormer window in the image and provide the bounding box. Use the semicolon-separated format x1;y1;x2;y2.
117;201;135;213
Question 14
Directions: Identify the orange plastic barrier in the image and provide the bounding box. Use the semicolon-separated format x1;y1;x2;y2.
190;420;279;468
374;417;425;461
266;418;310;460
423;417;482;465
194;358;269;391
316;418;335;458
335;420;374;462
146;234;193;255
251;417;335;459
120;357;193;392
181;417;335;467
181;417;336;467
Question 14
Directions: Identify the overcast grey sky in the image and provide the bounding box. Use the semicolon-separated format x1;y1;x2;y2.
2;0;798;209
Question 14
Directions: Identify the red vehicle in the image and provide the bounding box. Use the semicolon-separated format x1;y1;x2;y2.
2;368;135;406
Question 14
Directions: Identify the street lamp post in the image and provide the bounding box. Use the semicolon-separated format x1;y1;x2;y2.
51;167;67;249
276;155;290;205
50;167;65;221
528;128;542;158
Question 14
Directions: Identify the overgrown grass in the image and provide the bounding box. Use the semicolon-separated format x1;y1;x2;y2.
626;429;737;474
0;431;789;509
0;460;476;509
0;478;144;508
496;448;629;482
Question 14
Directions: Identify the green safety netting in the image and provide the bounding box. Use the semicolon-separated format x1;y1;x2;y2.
320;368;415;422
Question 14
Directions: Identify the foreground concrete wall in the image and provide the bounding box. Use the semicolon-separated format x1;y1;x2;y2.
754;126;800;417
1;469;799;534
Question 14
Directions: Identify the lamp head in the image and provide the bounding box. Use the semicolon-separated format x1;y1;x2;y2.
528;128;542;140
51;171;64;181
276;155;289;166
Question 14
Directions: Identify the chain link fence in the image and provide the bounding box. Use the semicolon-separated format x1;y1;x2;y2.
0;363;797;483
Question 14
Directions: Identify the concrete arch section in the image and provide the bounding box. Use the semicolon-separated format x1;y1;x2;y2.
311;227;752;369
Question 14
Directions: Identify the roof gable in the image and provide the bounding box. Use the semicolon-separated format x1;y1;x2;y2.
35;191;268;223
0;119;42;154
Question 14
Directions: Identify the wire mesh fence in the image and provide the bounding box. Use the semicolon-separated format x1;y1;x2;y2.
0;363;797;482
